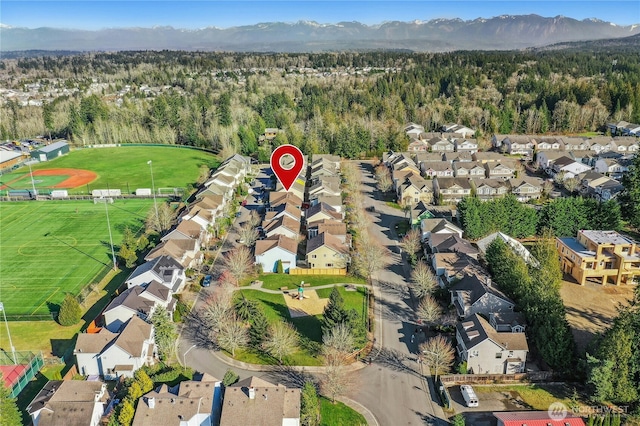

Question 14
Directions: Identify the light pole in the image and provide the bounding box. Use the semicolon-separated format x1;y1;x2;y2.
0;302;17;365
183;344;197;366
104;200;117;270
27;162;37;198
147;160;159;222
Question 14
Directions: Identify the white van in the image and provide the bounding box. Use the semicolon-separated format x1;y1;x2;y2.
460;385;479;407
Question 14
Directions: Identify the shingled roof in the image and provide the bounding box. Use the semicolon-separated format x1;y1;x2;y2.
254;235;298;256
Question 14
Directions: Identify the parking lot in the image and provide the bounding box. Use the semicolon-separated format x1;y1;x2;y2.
447;385;539;426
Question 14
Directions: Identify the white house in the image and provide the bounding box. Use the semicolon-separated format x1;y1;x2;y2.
27;380;108;426
254;235;298;273
262;215;300;240
102;282;175;332
125;256;186;293
74;316;155;380
454;138;478;153
551;156;591;179
456;314;528;374
420;218;463;242
449;274;515;318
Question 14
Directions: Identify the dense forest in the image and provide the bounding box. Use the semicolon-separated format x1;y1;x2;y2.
1;49;640;158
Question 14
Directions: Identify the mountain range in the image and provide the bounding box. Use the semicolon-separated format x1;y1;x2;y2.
1;15;639;52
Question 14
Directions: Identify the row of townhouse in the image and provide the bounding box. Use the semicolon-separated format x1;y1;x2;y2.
73;154;253;381
26;373;301;426
404;122;478;153
254;154;351;272
538;150;633;180
420;218;531;375
492;134;639;156
607;120;640;137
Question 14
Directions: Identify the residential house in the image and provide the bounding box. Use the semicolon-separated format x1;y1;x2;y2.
449;274;515;318
74;316;155;380
269;192;303;209
391;160;421;185
442;152;473;163
536;151;568;171
557;230;640;285
220;376;300;426
254;235;298;273
471;178;510;200
471;151;505;163
197;184;232;202
205;173;236;192
456;314;528;374
508;177;544;202
413;152;444;169
404;122;425;133
454;138;478;153
577;170;611;197
492;135;534;156
594;157;629;178
307;176;341;198
305;202;343;223
262;215;301;240
27;380;108;426
484;161;517;180
409;201;434;227
407;139;429;152
589;136;614;153
427;137;455;153
145;238;201;269
133;375;222;426
420;218;463;242
533;137;564;151
441;123;475;137
489;312;527;333
310;161;339;180
453;161;485;178
405;125;425;139
308;194;342;213
311;154;341;169
261;128;280;142
612;136;639;153
103;282;175;333
421;161;454;178
220;154;251;175
428;233;480;259
550;156;591;179
267;202;303;222
307;219;348;244
306;232;349;269
494;411;585;426
477;232;539;267
276;178;306;200
592;177;624;201
562;137;592;151
431;253;485;288
433;177;472;204
162;219;204;242
126;256;185;293
568;150;598;166
608;120;640;136
397;175;434;205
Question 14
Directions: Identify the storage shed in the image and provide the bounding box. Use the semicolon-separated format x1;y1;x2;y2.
31;140;69;162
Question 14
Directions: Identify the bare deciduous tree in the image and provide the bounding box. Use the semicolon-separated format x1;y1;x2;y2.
542;180;554;196
553;171;566;185
145;202;175;233
419;335;455;381
222;246;254;285
248;210;261;228
410;261;437;299
416;296;442;327
264;321;299;363
321;364;351;404
399;229;422;260
237;222;259;247
564;177;580;193
374;165;393;193
322;323;355;365
216;316;248;357
351;238;389;285
203;291;233;334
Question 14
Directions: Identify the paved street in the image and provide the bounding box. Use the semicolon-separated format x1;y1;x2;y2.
177;161;448;425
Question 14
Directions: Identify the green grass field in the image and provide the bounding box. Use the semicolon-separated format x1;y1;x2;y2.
0;199;154;317
241;274;366;290
0;146;219;193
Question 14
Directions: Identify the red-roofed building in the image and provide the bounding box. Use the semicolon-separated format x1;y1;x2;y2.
494;411;586;426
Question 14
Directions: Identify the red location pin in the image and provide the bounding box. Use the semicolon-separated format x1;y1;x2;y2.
271;144;305;192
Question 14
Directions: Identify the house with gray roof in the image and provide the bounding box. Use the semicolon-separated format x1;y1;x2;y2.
27;380;108;426
449;274;515;318
489;312;527;333
306;232;349;269
220;376;300;426
103;281;175;332
456;314;528;374
420;218;463;242
433;177;472;204
125;255;186;293
428;233;479;259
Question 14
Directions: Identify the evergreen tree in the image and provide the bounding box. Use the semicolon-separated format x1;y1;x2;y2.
249;309;269;348
276;259;284;274
222;369;239;386
150;306;177;361
451;414;466;426
117;397;136;426
58;293;82;326
322;286;348;332
619;152;640;228
0;372;21;426
300;381;321;426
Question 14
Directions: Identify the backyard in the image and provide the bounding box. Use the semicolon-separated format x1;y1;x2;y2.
241;273;366;291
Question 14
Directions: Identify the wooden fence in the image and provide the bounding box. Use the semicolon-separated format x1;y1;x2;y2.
439;371;553;384
289;268;347;276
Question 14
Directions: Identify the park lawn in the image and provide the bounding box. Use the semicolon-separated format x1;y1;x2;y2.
0;199;153;317
0;146;219;194
473;384;576;411
241;274;366;290
0;320;79;356
320;397;367;426
316;287;368;319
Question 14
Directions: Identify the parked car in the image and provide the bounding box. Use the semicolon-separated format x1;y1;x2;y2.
202;275;212;287
241;199;248;206
460;385;478;408
235;211;242;217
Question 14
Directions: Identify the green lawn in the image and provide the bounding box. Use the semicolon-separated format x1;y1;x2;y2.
473;384;577;411
0;199;154;317
0;146;219;194
320;397;367;426
241;274;366;290
235;286;368;366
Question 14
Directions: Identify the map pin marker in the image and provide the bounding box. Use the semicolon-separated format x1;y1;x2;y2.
271;144;305;192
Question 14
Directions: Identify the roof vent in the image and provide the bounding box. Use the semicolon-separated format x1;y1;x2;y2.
249;387;256;400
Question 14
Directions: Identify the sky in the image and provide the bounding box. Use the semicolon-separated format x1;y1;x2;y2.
2;1;639;30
